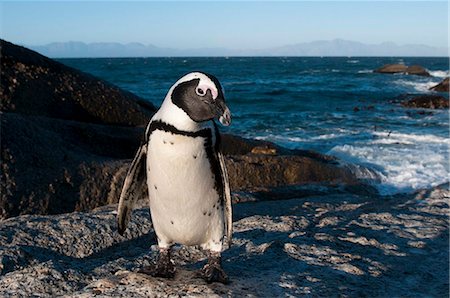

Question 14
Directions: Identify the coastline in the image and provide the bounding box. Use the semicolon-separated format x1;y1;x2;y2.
1;40;448;296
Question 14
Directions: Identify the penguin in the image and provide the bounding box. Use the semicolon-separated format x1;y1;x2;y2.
117;71;232;284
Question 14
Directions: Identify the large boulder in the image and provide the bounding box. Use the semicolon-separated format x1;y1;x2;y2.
374;64;430;76
405;65;430;76
0;113;142;219
374;64;407;74
430;77;449;92
0;39;155;126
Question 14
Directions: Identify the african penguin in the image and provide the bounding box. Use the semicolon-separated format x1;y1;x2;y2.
117;71;232;284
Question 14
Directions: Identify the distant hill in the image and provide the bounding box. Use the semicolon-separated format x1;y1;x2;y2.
28;39;448;58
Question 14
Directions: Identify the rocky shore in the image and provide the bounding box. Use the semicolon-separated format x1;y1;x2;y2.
1;40;448;296
0;40;370;220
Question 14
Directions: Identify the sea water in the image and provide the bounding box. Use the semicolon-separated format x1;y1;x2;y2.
59;57;449;195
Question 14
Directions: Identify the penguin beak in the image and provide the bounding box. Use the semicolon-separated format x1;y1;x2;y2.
219;106;232;126
215;99;231;126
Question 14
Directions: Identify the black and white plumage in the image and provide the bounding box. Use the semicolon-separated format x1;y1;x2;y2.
117;71;232;283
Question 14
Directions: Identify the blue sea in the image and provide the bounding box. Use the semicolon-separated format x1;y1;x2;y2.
58;57;449;195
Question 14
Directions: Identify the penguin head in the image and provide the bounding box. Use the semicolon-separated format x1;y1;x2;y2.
170;71;231;126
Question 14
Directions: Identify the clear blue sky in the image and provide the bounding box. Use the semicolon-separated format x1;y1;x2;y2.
1;1;448;49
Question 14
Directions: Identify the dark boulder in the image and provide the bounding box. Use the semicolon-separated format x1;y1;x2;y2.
430;78;449;92
401;94;449;109
0;113;142;219
374;64;430;76
0;39;155;126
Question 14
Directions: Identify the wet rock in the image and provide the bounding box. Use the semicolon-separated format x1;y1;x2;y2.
0;39;155;126
430;77;449;92
401;94;449;109
374;64;430;76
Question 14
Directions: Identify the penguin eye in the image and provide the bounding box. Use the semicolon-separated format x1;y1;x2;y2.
195;87;206;96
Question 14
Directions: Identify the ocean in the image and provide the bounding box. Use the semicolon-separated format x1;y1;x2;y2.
58;57;449;195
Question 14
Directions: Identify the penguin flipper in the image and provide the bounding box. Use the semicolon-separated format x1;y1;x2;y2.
218;150;232;247
117;142;148;235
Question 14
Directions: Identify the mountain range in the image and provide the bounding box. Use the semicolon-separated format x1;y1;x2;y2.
28;39;448;58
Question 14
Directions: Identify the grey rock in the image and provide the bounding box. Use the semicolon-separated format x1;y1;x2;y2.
0;185;448;297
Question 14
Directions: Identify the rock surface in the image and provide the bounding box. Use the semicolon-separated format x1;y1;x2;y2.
430;77;449;92
401;94;449;109
0;112;142;219
0;185;448;297
374;64;430;76
0;39;155;126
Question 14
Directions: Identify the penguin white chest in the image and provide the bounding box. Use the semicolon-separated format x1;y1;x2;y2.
146;129;224;248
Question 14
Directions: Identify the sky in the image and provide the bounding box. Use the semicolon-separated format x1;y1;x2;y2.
1;1;448;50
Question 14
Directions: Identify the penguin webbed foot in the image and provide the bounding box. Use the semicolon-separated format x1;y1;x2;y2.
200;252;229;284
139;248;176;278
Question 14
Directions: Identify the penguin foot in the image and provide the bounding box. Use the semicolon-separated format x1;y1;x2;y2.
200;252;229;284
139;248;176;278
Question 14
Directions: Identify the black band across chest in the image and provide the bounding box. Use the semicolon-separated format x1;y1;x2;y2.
146;120;211;141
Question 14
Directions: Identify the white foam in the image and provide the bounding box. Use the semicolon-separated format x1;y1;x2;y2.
372;131;450;144
347;60;360;64
357;69;373;74
254;135;308;143
328;131;450;195
429;70;450;78
312;133;347;140
394;79;439;92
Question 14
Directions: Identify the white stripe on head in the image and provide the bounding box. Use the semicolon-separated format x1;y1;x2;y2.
174;72;219;99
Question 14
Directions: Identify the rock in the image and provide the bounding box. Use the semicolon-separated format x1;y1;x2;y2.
430;77;449;92
374;64;430;76
401;94;449;109
405;65;430;76
0;113;143;219
374;64;408;74
0;40;155;126
0;185;448;297
225;154;359;191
